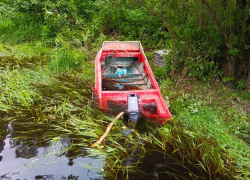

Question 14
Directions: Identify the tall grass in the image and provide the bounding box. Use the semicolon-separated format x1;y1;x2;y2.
159;78;250;179
0;12;43;43
49;46;89;71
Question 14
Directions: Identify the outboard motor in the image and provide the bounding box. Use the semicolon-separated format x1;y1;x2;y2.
126;93;142;124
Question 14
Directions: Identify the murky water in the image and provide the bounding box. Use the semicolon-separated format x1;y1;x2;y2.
0;57;107;180
1;110;217;180
0;121;103;180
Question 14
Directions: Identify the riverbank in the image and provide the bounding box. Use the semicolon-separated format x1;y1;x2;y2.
0;42;249;179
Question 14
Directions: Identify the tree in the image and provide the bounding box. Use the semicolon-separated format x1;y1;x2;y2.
135;0;250;88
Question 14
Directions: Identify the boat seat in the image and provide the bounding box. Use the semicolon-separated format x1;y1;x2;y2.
104;73;142;78
113;79;146;84
120;83;147;86
107;78;144;83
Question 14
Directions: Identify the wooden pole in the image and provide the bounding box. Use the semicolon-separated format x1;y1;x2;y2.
91;111;125;148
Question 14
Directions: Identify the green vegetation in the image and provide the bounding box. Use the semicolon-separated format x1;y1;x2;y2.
0;0;250;179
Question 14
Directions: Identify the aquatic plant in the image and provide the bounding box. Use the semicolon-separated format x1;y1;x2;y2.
1;42;250;179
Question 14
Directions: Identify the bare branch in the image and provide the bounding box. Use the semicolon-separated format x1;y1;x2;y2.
202;0;228;44
91;111;125;148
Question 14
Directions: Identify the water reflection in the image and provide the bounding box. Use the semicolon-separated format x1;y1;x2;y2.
0;119;8;163
5;122;39;159
0;119;103;180
1;173;84;180
0;141;4;154
15;145;38;159
35;174;79;180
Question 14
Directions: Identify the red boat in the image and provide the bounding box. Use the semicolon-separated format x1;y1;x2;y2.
94;41;171;124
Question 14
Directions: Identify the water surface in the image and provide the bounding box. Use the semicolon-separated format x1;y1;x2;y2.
0;121;103;180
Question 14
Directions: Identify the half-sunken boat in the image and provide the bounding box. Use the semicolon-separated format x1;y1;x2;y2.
94;41;171;124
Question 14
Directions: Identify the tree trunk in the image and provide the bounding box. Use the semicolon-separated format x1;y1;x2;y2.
245;51;250;90
199;0;204;27
222;52;235;77
244;0;250;89
202;0;236;77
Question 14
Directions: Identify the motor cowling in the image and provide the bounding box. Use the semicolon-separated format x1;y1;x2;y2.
126;94;142;123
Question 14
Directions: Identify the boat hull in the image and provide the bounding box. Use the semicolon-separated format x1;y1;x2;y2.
94;41;171;124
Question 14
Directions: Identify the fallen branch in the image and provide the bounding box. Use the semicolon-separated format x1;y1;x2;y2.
91;111;125;148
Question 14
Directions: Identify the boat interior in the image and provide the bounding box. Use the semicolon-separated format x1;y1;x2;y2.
101;56;153;91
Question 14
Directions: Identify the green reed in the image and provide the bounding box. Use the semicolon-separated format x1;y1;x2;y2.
1;42;250;180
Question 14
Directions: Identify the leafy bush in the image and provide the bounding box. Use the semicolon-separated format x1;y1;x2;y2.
154;66;171;81
43;0;78;38
236;80;246;90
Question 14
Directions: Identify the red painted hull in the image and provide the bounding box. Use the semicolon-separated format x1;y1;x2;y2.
94;42;171;124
